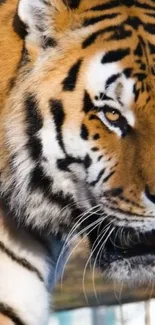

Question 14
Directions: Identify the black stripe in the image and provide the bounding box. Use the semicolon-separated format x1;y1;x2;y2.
84;154;92;169
144;23;155;34
134;42;143;57
42;0;51;6
101;48;130;64
95;93;112;101
108;26;132;41
30;164;74;207
83;13;119;27
146;12;155;18
63;0;81;9
103;171;115;183
124;0;134;7
82;24;124;48
83;91;94;113
136;2;155;11
123;68;133;78
62;59;82;91
89;0;119;11
50;99;66;152
0;304;25;325
90;169;105;186
105;73;121;89
98;155;103;162
148;42;155;54
140;63;146;71
93;133;100;140
26;136;42;161
126;16;155;35
42;36;57;49
82;31;100;48
0;240;43;282
30;164;52;192
125;16;142;30
104;187;123;197
25;94;43;161
134;72;146;82
89;114;101;121
25;94;43;135
57;156;83;172
81;124;89;140
133;84;140;102
91;147;99;152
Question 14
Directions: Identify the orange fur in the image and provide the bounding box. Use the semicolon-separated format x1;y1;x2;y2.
1;0;155;212
0;0;23;110
0;314;14;325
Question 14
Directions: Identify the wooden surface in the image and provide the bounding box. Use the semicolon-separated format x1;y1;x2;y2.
54;239;155;311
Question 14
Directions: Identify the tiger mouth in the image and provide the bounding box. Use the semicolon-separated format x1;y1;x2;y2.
89;226;155;268
103;229;155;263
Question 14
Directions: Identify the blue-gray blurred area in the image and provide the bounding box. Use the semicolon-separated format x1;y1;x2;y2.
49;307;116;325
49;300;155;325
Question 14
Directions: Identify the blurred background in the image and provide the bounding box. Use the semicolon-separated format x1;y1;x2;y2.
51;239;155;324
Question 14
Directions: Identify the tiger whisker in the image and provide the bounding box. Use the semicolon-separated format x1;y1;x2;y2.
82;217;114;303
54;205;102;283
98;222;115;268
92;226;115;304
110;225;122;250
59;214;105;290
58;197;101;215
90;214;114;269
81;221;110;305
149;278;154;301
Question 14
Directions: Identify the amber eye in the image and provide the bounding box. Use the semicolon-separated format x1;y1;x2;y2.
105;108;121;123
98;105;130;137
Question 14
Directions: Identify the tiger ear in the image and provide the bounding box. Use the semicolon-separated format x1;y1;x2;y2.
18;0;65;47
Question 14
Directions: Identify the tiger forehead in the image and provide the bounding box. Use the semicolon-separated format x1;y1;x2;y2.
85;53;134;104
54;0;155;54
47;1;155;114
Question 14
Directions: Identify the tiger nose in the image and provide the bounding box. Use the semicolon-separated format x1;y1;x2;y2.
145;186;155;204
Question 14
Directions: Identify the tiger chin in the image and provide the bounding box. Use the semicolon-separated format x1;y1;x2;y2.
1;0;155;324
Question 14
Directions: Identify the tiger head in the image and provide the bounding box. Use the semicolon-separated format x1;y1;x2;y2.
1;0;155;284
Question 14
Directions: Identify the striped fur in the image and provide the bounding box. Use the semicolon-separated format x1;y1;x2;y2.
1;0;155;323
0;206;52;325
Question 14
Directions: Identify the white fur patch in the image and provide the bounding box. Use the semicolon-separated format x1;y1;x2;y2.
0;220;51;325
85;52;135;136
18;0;47;25
18;0;52;45
85;52;121;97
0;251;49;325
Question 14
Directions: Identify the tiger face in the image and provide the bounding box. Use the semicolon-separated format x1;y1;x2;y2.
1;0;155;284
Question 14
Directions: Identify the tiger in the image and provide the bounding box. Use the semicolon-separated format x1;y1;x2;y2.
1;0;155;324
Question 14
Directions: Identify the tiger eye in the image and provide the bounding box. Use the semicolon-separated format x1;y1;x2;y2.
105;110;120;122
